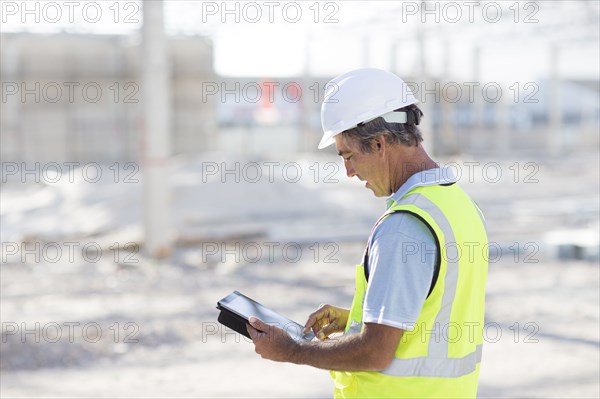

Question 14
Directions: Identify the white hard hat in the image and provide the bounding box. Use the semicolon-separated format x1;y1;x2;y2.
318;68;419;149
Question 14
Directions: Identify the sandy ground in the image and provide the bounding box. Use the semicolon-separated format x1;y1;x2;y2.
1;150;599;398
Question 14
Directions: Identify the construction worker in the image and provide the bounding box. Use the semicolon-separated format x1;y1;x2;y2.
247;68;488;398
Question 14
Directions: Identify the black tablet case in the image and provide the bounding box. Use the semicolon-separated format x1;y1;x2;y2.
217;302;253;339
216;291;314;341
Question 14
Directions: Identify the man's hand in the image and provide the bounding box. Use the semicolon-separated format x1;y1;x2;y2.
248;315;403;371
303;304;350;340
247;316;297;362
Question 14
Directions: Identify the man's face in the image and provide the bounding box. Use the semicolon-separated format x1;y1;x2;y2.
335;135;388;197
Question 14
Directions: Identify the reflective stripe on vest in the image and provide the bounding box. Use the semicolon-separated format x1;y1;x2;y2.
381;344;483;378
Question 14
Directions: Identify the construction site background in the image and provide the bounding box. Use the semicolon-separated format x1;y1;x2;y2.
1;1;599;397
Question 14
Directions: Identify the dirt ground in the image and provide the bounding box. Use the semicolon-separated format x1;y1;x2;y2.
1;151;599;398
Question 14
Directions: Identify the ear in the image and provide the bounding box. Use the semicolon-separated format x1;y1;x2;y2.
372;135;386;155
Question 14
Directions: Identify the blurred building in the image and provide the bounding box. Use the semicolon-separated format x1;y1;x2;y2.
426;77;600;155
0;32;216;163
213;76;328;154
214;75;600;156
2;33;599;161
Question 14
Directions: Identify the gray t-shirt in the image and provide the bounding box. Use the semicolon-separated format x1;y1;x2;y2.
362;166;458;331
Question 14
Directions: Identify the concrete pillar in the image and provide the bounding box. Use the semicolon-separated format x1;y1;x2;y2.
362;34;370;68
390;40;399;74
109;37;125;160
582;86;599;147
1;37;22;161
495;84;510;155
440;40;456;155
548;45;561;155
142;0;172;257
417;27;435;156
472;45;484;153
301;34;313;152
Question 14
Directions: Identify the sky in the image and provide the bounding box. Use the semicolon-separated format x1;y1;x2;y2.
1;0;598;83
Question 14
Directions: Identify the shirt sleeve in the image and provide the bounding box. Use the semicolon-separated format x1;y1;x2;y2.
362;212;437;331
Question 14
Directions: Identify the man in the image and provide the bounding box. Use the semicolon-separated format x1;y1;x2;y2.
247;68;488;398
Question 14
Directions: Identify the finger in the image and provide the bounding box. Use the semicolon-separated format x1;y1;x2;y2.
303;316;316;335
303;313;318;335
248;316;268;333
246;323;259;340
311;312;331;335
304;313;326;335
317;321;340;340
303;305;329;334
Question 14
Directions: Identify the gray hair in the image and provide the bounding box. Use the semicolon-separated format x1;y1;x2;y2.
341;104;424;153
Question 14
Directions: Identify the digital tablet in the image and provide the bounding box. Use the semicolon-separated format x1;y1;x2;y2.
216;291;315;342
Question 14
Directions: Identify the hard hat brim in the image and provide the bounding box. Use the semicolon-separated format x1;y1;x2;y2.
318;133;336;149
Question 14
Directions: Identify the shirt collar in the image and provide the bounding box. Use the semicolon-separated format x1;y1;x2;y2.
386;166;458;209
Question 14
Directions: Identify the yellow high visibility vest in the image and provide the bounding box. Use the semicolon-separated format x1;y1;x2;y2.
331;183;488;398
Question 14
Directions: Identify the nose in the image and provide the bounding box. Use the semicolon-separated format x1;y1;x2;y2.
344;159;356;178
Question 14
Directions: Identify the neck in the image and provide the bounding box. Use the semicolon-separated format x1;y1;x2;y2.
389;144;438;195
